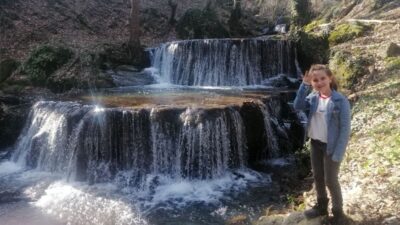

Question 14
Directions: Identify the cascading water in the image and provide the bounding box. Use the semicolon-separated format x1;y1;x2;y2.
11;100;274;185
0;37;303;225
150;38;298;86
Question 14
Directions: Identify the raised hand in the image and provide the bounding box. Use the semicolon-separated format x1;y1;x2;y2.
302;71;312;85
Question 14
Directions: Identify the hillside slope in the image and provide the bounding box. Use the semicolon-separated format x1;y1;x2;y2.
335;15;400;225
256;1;400;224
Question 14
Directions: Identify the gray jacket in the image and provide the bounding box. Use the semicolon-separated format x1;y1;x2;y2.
293;83;351;162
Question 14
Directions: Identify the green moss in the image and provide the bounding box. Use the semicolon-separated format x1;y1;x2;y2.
330;51;372;90
176;6;229;39
0;58;19;83
385;57;400;71
328;22;370;45
303;19;326;33
23;45;73;86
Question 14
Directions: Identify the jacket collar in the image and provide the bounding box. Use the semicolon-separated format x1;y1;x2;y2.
330;90;342;102
311;89;341;101
310;89;342;114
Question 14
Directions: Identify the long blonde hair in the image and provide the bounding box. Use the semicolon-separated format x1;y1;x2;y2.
308;64;338;91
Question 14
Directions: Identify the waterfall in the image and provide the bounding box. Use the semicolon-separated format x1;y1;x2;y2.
151;39;297;86
12;101;265;186
2;36;304;225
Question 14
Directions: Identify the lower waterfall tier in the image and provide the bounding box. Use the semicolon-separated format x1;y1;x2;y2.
11;88;304;186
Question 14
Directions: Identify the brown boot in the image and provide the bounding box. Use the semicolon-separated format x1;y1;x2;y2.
304;198;329;219
330;208;349;225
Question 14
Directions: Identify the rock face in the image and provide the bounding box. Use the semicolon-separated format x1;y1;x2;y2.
0;95;32;150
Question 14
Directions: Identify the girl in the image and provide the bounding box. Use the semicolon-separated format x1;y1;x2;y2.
293;64;351;224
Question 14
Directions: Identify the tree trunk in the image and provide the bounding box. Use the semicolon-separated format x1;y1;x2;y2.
168;0;178;25
128;0;146;67
129;0;141;47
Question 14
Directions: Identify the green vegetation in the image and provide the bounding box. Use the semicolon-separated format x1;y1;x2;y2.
328;22;370;45
47;49;115;92
329;50;372;89
347;71;400;195
290;0;313;27
384;57;400;71
23;45;73;86
295;31;330;72
303;19;326;33
176;6;229;39
0;58;19;83
228;3;247;37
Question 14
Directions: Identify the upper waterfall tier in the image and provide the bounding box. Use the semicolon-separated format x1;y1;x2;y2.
151;38;298;86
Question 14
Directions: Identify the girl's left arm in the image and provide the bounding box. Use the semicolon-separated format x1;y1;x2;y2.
332;98;351;162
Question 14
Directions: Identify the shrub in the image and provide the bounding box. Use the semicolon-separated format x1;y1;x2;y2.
0;58;19;83
328;22;370;45
384;57;400;71
23;45;73;86
290;0;313;27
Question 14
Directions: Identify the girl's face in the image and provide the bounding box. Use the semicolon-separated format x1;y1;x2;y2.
311;70;332;93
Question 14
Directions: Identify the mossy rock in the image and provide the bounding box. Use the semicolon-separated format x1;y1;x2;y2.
328;22;370;45
23;45;73;86
0;58;19;83
386;43;400;57
330;51;371;90
303;19;327;33
384;57;400;71
296;31;330;72
176;6;229;39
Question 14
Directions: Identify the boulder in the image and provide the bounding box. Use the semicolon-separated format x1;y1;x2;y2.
386;42;400;57
256;212;325;225
274;24;289;34
110;67;157;86
262;75;301;89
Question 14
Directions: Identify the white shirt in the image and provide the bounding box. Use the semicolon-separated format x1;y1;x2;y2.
308;96;331;143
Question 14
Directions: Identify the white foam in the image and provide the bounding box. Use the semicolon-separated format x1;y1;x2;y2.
143;67;162;83
0;161;23;176
34;181;148;225
136;170;268;210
